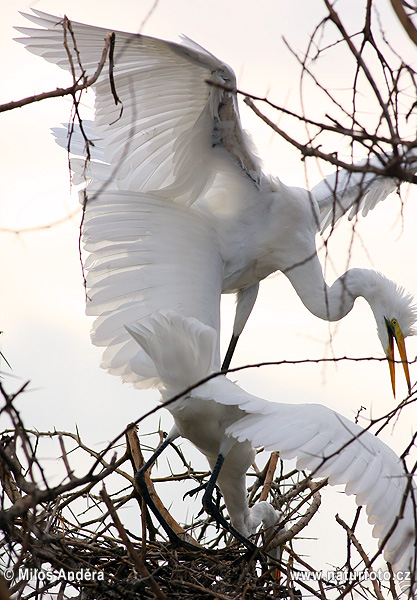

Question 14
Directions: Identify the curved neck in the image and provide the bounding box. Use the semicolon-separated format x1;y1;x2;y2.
284;255;376;322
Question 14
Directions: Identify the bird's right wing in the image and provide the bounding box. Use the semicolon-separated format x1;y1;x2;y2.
228;401;417;578
313;151;417;231
123;308;416;580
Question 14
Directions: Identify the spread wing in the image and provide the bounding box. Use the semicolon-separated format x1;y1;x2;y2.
82;187;222;389
128;309;416;580
229;401;417;578
15;9;262;205
313;151;417;232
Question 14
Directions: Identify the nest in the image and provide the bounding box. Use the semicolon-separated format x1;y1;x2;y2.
0;381;403;599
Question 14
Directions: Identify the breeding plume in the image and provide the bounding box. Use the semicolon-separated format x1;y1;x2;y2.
127;309;417;588
15;10;417;393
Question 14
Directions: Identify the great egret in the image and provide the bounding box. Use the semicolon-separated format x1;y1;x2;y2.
126;308;417;588
14;13;417;589
15;10;417;394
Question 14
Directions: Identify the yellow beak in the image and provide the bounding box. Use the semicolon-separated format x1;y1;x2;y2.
385;317;411;397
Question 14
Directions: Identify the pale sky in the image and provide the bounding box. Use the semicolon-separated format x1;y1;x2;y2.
1;0;417;581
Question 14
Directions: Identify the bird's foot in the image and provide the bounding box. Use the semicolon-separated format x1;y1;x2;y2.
183;481;206;499
201;487;265;563
184;479;223;517
134;467;197;550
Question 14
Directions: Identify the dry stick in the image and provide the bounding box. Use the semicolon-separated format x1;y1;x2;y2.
0;32;113;114
257;451;281;579
0;459;119;526
0;575;11;600
100;485;168;600
286;555;297;600
169;579;233;600
390;0;417;47
58;435;75;482
209;78;417;182
244;97;417;184
323;0;396;141
126;424;153;550
335;514;386;600
387;563;400;600
284;548;327;600
0;457;21;505
268;482;322;551
205;78;405;148
125;425;201;547
20;428;134;485
259;451;279;502
279;545;328;600
0;209;81;235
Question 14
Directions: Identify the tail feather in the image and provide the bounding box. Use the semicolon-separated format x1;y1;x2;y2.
125;310;217;394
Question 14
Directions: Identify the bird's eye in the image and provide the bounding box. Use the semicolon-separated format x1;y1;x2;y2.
391;318;398;326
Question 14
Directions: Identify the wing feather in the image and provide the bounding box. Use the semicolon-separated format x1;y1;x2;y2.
82;191;222;388
228;403;416;574
16;10;261;204
313;151;417;232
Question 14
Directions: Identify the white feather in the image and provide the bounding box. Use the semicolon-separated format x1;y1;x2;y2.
314;150;417;231
15;15;417;588
18;5;416;370
127;309;417;584
82;191;222;388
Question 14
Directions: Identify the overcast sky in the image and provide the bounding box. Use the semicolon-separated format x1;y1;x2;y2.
1;0;416;578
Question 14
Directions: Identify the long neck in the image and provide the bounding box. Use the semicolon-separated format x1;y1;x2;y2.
283;254;377;322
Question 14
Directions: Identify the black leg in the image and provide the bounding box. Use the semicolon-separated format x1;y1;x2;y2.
222;284;259;371
135;435;188;547
202;453;264;561
222;334;239;371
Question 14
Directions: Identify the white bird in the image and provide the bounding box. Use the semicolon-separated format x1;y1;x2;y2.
126;308;417;589
14;12;417;590
15;9;417;394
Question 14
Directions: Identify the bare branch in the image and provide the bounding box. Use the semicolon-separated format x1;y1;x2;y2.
0;32;112;114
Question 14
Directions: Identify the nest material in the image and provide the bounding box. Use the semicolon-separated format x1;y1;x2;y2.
0;382;401;599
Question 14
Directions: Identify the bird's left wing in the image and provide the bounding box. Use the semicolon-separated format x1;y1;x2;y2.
15;10;262;204
312;150;417;231
126;310;218;397
82;188;223;390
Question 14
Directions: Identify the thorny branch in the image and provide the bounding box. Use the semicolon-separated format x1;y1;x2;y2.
390;0;417;47
336;515;387;600
0;30;113;114
1;369;416;599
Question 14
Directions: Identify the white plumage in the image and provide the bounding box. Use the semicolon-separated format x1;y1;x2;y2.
127;309;416;584
14;10;417;592
81;190;222;388
15;10;417;392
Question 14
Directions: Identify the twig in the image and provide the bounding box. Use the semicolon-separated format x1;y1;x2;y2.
390;0;417;47
268;481;323;550
126;425;201;547
259;452;279;502
244;97;417;184
100;485;168;600
336;514;386;600
0;32;112;114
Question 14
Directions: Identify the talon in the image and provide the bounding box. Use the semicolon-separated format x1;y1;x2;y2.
183;482;206;500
